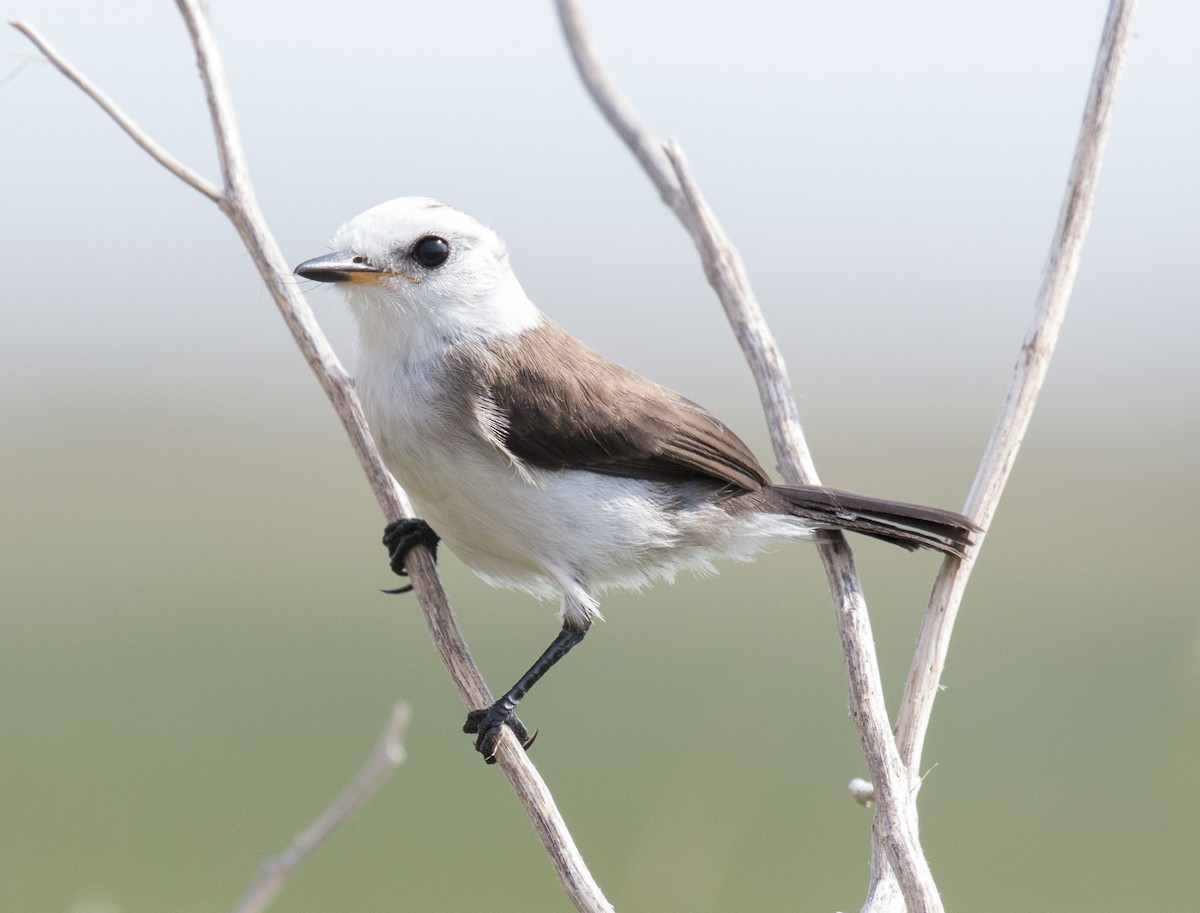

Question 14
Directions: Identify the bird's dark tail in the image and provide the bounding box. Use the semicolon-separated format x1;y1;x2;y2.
767;484;978;558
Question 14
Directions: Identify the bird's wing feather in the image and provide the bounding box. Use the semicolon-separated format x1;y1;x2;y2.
447;319;770;491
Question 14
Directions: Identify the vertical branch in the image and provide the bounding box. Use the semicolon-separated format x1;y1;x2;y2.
556;3;941;911
895;0;1138;780
665;146;938;910
862;2;1138;908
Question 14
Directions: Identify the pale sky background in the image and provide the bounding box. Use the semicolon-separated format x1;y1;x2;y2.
3;0;1197;480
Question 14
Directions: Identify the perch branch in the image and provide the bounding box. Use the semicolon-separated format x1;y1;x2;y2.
556;2;940;911
11;5;613;912
230;703;411;913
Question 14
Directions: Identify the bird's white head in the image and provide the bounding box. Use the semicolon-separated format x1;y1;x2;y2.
295;197;541;353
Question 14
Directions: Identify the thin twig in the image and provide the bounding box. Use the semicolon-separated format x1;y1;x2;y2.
0;56;37;89
556;3;940;911
10;20;220;201
894;0;1138;781
862;2;1138;909
230;703;412;913
12;6;613;912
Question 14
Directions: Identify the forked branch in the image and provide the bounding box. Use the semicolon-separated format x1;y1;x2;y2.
11;5;612;912
555;2;939;909
556;1;1136;911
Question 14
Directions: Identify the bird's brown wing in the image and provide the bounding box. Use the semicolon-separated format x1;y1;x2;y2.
448;319;770;491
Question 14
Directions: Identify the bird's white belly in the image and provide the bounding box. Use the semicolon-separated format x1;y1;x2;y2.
360;357;809;624
359;368;659;599
385;426;679;597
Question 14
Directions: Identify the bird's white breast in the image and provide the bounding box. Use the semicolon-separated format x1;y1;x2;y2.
355;322;812;626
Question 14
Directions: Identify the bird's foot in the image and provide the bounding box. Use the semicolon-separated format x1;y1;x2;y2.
381;518;440;594
463;703;537;764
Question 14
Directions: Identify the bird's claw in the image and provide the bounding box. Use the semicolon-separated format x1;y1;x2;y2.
463;706;537;764
381;518;440;588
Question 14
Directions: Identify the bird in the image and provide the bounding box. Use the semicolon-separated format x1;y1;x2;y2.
295;197;976;763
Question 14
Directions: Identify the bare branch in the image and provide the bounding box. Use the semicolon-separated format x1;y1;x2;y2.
855;3;1142;908
662;141;818;483
9;19;220;202
230;703;412;913
894;0;1139;779
0;56;38;89
558;0;815;480
13;6;614;912
554;1;681;218
158;0;409;524
664;150;937;911
556;3;940;911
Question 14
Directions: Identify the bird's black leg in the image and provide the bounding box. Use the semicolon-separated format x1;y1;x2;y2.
464;622;589;764
381;518;440;594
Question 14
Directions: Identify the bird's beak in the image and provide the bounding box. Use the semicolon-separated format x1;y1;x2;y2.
294;250;384;283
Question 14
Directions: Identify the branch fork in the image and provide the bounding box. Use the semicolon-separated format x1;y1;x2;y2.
12;5;610;912
555;0;1136;909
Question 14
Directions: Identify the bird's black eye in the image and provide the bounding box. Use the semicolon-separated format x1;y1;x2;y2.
412;235;450;269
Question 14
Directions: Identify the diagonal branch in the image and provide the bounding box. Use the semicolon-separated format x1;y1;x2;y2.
665;146;939;911
661;141;819;483
866;1;1137;908
556;2;941;911
10;20;221;202
895;0;1138;782
557;3;815;482
230;703;412;913
11;5;613;912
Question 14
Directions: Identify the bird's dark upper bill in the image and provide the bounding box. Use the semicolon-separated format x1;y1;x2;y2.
294;250;383;283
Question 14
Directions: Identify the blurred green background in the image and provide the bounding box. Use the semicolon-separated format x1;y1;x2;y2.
4;405;1198;912
3;1;1199;911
